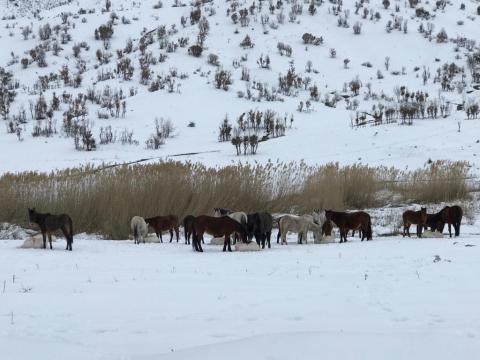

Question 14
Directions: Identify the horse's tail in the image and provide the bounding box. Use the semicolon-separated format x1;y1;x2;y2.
366;217;373;240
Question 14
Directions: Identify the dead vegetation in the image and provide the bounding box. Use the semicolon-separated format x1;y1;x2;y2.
0;160;471;239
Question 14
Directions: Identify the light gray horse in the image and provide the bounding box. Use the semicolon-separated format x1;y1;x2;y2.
130;216;148;244
277;215;321;245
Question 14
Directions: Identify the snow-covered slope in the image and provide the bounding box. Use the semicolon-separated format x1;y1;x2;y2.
0;0;479;173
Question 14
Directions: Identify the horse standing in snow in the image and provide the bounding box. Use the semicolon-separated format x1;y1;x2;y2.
192;215;248;252
28;208;74;251
402;208;427;238
183;215;199;245
437;205;463;237
277;215;314;245
325;210;373;243
130;216;148;244
213;208;248;244
144;215;180;243
247;212;273;249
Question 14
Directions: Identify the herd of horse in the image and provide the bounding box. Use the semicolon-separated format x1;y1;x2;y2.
26;205;464;252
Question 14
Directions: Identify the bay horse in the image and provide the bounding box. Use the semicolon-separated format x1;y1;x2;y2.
192;215;248;252
402;207;427;238
213;208;247;244
145;215;180;243
325;210;372;243
439;205;463;237
247;212;273;249
131;216;148;244
28;208;73;251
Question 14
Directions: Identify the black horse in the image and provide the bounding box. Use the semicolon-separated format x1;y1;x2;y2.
183;215;200;245
247;212;273;249
28;208;73;251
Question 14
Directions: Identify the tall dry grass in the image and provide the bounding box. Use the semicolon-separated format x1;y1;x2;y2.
0;160;472;239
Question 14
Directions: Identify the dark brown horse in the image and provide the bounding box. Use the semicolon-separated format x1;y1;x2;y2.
426;212;443;232
145;215;180;243
402;207;427;238
183;215;204;245
439;205;463;237
247;212;273;249
325;210;372;243
28;208;73;251
192;215;248;252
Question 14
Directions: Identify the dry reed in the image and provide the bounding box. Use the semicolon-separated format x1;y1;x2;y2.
0;160;471;239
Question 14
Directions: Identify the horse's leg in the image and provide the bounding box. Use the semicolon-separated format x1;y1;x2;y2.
267;231;271;248
262;233;266;249
159;232;163;243
42;232;47;249
176;226;180;242
455;222;461;237
192;232;198;251
48;233;52;249
448;223;452;238
227;235;232;252
60;229;68;250
223;235;228;252
406;224;411;237
169;229;173;243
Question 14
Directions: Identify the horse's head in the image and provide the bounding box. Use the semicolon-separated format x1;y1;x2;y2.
28;208;36;224
420;207;428;224
312;208;323;224
322;220;333;236
239;223;249;243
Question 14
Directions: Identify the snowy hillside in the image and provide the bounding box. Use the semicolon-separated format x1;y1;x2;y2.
0;0;480;172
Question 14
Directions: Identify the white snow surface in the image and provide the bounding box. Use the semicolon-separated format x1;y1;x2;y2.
1;229;479;360
0;0;479;172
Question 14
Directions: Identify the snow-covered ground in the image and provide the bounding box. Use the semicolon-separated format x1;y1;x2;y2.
1;229;479;360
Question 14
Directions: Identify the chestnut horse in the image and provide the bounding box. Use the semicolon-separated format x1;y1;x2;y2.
325;210;372;243
439;205;463;237
145;215;180;243
402;207;427;238
192;215;248;252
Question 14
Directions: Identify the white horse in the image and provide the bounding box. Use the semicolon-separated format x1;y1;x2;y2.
277;215;321;245
130;216;148;244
